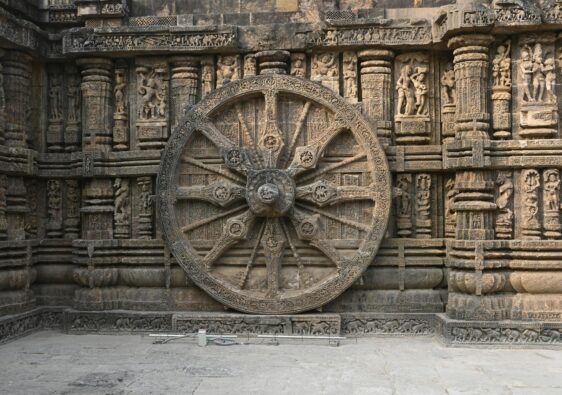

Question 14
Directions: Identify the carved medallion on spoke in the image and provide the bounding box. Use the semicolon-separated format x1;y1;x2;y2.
157;74;391;314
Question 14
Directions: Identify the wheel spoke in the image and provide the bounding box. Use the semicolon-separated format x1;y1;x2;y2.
280;219;308;289
296;180;376;207
296;203;371;232
238;220;266;289
181;205;246;233
258;90;285;168
261;218;286;297
197;118;236;152
202;210;256;271
182;156;245;184
287;208;343;269
298;152;366;183
282;101;311;168
175;181;245;207
286;120;346;177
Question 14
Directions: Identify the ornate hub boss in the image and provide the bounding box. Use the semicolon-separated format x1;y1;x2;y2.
158;75;391;314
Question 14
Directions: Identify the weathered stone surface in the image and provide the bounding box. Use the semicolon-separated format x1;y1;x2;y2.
0;0;562;345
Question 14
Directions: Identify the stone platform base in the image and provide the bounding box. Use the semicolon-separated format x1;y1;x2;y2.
1;308;562;347
436;314;562;346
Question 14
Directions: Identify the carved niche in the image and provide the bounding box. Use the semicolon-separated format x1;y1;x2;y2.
517;34;558;139
394;53;431;144
157;75;391;314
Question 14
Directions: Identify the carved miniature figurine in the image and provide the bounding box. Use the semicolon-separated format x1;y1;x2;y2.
519;45;534;102
544;169;561;212
291;55;306;78
67;83;80;123
244;55;257;77
441;63;456;105
495;172;514;236
113;178;129;224
343;53;357;98
138;70;159;119
532;44;546;102
202;63;213;96
396;175;412;216
49;74;63;121
411;67;428;115
543;57;556;103
114;70;127;114
218;56;239;85
493;40;511;88
312;53;338;79
523;170;541;225
396;64;415;116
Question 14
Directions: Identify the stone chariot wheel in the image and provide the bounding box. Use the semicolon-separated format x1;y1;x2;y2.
157;74;391;314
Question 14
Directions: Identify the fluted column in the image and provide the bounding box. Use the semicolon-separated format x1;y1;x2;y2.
170;56;200;129
3;50;32;148
77;58;113;151
448;34;496;241
358;49;394;146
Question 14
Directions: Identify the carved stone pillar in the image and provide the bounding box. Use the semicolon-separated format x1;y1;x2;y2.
3;50;32;149
449;34;493;140
255;51;290;75
446;35;502;321
81;179;114;240
170;56;199;129
448;34;496;241
358;49;394;146
77;58;113;151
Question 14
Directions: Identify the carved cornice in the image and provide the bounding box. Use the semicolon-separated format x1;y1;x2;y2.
62;26;238;55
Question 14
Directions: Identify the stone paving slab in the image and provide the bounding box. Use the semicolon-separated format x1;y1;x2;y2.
0;331;561;395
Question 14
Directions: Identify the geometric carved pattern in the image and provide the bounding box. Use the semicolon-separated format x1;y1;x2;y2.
158;75;391;314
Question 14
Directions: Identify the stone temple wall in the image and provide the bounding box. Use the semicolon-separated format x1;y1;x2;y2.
0;0;562;345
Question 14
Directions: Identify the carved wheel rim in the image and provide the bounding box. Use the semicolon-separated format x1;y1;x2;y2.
158;74;391;314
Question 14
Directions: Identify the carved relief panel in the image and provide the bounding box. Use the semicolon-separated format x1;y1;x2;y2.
515;33;558;139
157;75;391;314
135;59;169;149
311;52;339;93
394;53;431;144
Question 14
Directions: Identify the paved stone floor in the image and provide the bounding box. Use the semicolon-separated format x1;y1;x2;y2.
0;331;561;395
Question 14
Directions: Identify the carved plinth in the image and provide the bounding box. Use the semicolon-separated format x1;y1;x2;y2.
172;313;341;336
395;116;431;145
47;121;65;153
136;121;166;150
519;104;558;138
